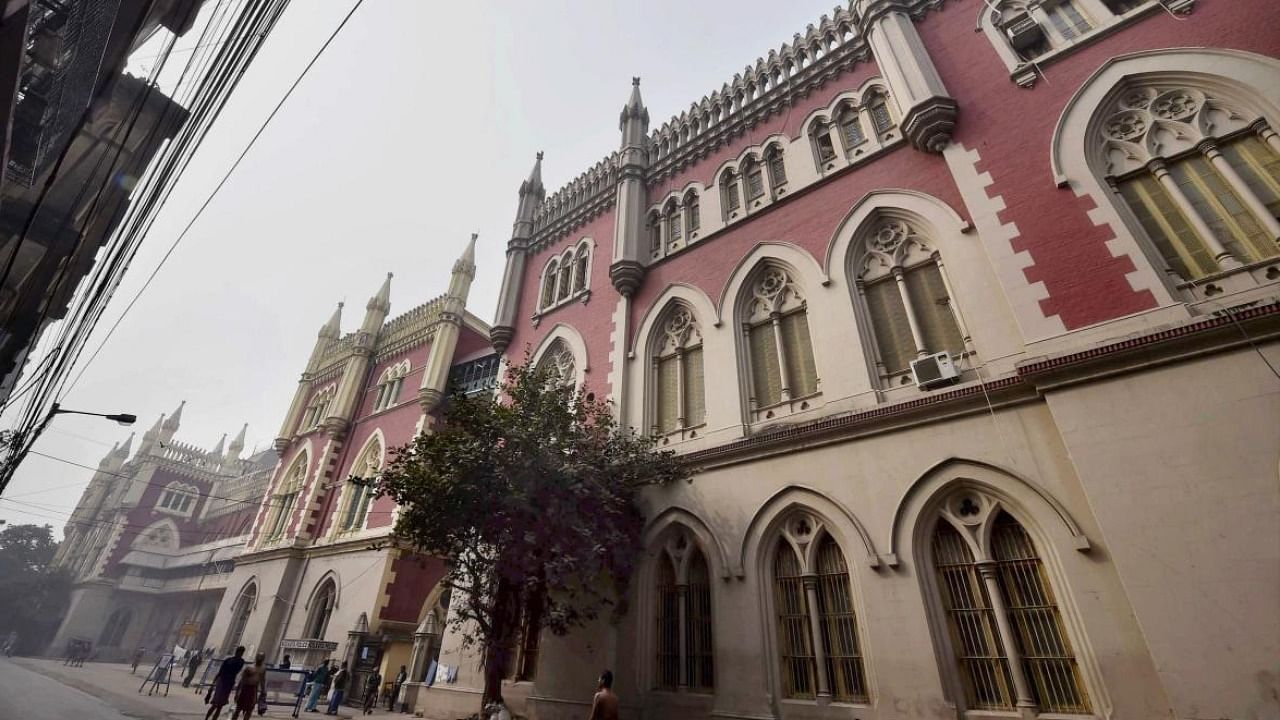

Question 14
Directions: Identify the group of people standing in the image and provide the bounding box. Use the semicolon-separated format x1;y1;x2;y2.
203;646;268;720
200;648;411;718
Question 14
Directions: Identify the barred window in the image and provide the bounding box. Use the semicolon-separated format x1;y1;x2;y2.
855;217;965;380
812;120;837;164
373;361;409;413
868;93;894;135
339;437;381;533
838;106;865;149
265;456;306;541
665;200;682;245
305;580;337;639
1045;0;1092;40
930;496;1090;714
573;247;590;293
541;260;559;309
648;211;663;256
685;191;701;234
773;518;867;703
655;554;680;689
722;170;742;217
745;158;765;200
686;551;714;690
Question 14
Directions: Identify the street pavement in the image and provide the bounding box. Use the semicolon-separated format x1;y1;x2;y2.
0;656;394;720
0;656;139;720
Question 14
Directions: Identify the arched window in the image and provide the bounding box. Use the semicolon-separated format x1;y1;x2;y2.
653;528;714;691
557;260;572;301
929;490;1089;714
540;259;559;309
742;264;818;414
811;118;838;167
771;514;867;702
650;304;705;436
305;579;337;640
302;386;335;432
223;583;256;654
721;169;742;220
985;1;1093;62
648;211;663;258
1098;84;1280;280
854;216;966;380
865;89;895;138
743;156;765;201
836;103;866;152
264;455;306;541
765;144;787;189
572;245;590;293
99;607;132;647
535;338;577;390
339;437;382;533
373;361;409;413
158;482;198;515
684;191;700;236
664;198;682;251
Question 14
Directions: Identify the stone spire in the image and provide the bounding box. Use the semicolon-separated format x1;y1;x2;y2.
611;76;651;297
360;273;393;337
138;413;164;456
109;433;134;471
98;442;119;469
421;235;479;414
492;153;546;353
210;433;226;457
228;423;247;459
368;272;392;316
160;401;184;443
619;76;649;147
306;302;343;373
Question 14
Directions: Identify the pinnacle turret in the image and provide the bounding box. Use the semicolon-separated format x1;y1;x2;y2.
619;76;649;147
210;433;226;457
162;401;184;432
99;442;119;468
520;151;544;198
228;423;247;459
320;302;343;339
453;233;478;280
367;273;392;314
117;433;134;458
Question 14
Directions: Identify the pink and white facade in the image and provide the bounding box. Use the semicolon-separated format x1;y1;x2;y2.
204;238;496;692
50;404;275;661
416;1;1280;719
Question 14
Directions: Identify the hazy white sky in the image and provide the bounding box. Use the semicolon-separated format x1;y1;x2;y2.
1;0;838;535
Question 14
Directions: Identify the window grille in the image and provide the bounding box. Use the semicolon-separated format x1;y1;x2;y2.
557;263;572;300
991;513;1090;714
747;166;765;199
1046;1;1092;39
649;214;663;255
541;263;558;309
686;551;714;690
667;208;682;242
933;521;1016;710
683;346;706;427
774;544;816;698
306;582;336;639
815;537;868;702
686;194;701;233
870;98;893;134
815;124;837;163
573;250;589;292
655;354;680;434
780;311;817;397
748;321;782;408
655;556;680;689
723;174;742;216
840;112;865;149
904;263;965;358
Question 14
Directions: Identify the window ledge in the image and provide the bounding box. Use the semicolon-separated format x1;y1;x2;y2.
1177;256;1280;300
1008;3;1166;88
655;423;707;446
532;289;590;324
751;391;822;423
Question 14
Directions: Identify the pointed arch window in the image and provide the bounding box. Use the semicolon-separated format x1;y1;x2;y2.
771;514;867;702
854;217;966;380
811;119;838;165
339;438;382;533
866;90;895;137
684;191;700;236
301;386;335;432
650;305;705;437
648;211;663;258
264;456;306;541
765;144;787;190
535;338;577;391
157;482;198;516
664;199;683;249
1098;85;1280;281
557;261;572;301
540;241;593;312
653;529;714;691
305;579;337;639
929;490;1090;714
223;583;256;654
742;265;818;414
573;245;590;293
721;169;741;220
541;259;559;309
373;361;409;413
743;156;766;201
837;104;866;151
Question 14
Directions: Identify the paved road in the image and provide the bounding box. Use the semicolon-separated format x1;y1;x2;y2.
0;657;137;720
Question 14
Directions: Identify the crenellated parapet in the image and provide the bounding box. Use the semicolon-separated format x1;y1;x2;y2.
530;153;620;252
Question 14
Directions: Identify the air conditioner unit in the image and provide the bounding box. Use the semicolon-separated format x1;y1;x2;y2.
1002;12;1045;52
910;352;959;390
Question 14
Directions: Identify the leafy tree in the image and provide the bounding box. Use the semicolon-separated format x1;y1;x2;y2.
0;523;72;654
378;357;688;710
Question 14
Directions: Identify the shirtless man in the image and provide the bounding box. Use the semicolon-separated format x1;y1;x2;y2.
587;670;619;720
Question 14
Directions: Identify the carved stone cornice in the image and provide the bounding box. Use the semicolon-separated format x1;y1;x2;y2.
610;259;646;297
490;326;515;354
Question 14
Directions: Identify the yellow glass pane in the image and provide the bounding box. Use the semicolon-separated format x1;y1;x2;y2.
781;311;818;397
1171;155;1270;263
1118;174;1215;279
684;346;706;427
749;324;781;408
656;355;679;433
905;263;964;357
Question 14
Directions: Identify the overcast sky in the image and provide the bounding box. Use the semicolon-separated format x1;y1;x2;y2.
0;0;838;536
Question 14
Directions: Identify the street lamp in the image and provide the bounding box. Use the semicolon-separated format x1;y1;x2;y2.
0;402;137;496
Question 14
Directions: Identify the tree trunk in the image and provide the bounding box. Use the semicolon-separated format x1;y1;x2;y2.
481;575;519;709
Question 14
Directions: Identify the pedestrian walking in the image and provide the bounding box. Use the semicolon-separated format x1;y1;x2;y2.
230;652;266;720
304;659;331;712
185;652;203;687
325;663;349;715
279;654;291;670
387;665;407;711
205;646;247;720
131;646;146;673
587;670;619;720
362;669;381;715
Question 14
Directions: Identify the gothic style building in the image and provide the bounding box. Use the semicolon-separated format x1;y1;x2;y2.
203;238;498;695
411;1;1280;719
49;403;274;661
